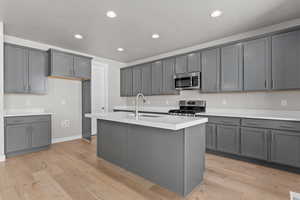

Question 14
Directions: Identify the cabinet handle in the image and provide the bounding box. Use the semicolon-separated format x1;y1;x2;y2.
264;80;267;89
245;122;258;126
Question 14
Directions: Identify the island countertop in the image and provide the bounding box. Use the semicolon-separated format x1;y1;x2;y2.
85;112;208;130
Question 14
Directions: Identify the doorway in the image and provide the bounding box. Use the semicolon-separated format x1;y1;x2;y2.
91;61;108;135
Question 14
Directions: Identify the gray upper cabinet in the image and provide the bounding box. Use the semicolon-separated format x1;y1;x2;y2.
201;48;220;92
272;30;300;90
132;67;142;96
49;49;92;79
187;52;201;72
28;49;48;94
74;56;91;79
4;43;28;93
175;55;188;74
151;61;163;95
216;125;240;154
270;130;300;168
220;43;243;92
243;37;271;91
141;64;152;96
50;50;74;77
4;43;48;94
120;68;133;97
240;127;268;160
163;58;178;94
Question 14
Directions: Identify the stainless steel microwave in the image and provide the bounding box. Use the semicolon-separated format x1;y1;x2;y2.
174;72;201;90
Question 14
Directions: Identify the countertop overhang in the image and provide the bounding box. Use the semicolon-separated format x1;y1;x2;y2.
85;112;208;130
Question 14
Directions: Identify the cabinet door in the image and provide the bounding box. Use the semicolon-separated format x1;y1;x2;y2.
240;127;268;160
28;49;48;94
120;68;127;97
5;124;31;153
206;123;216;150
201;48;220;92
141;64;152;96
175;55;187;74
216;125;240;154
74;56;91;79
272;30;300;90
151;61;163;95
132;67;142;96
4;44;28;93
51;50;74;77
163;58;177;94
270;130;300;168
187;52;201;72
221;43;243;91
244;37;271;91
31;121;51;148
82;80;91;141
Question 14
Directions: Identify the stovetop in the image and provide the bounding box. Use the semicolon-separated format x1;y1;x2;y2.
168;100;206;116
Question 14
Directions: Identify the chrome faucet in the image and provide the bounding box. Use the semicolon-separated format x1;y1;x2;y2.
135;93;146;120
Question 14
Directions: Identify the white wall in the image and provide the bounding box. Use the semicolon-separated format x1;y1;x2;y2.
0;22;4;161
4;35;126;143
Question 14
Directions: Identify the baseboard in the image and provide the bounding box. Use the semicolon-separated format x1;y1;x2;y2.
52;135;82;144
0;154;6;162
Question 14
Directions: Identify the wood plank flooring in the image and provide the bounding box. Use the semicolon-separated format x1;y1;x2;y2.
1;137;300;200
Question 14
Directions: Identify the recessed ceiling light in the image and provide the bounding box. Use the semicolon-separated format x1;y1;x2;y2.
106;11;117;18
152;34;160;39
210;10;222;18
117;48;124;52
74;34;83;39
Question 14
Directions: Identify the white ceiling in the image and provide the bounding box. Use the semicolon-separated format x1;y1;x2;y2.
1;0;300;63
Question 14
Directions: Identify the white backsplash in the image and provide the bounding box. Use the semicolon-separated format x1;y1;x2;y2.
126;90;300;111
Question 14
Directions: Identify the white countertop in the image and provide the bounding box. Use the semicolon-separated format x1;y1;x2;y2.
114;105;177;114
4;109;53;117
85;112;208;130
113;106;300;122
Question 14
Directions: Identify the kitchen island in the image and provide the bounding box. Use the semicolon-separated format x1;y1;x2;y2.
86;112;208;196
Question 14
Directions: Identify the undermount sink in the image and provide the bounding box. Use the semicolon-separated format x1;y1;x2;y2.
139;114;162;118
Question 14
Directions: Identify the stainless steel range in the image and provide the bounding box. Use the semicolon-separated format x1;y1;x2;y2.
168;100;206;116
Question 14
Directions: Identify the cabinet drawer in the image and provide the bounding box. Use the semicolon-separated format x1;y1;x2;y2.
208;116;240;126
271;121;300;132
241;118;273;129
5;115;51;125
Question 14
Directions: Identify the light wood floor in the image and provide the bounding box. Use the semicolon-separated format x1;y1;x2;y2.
1;137;300;200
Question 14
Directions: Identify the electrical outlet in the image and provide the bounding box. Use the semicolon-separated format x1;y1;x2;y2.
222;99;227;105
61;99;66;105
61;120;71;128
281;99;288;106
25;99;31;106
166;100;169;105
146;100;150;105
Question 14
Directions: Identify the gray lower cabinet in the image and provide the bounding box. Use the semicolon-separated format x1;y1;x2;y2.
243;37;271;91
216;125;240;154
206;123;216;150
270;130;300;168
220;43;243;91
5;115;51;157
141;64;152;96
49;49;92;79
163;58;178;94
240;127;268;160
272;30;300;90
74;56;91;79
4;43;48;94
175;55;188;74
132;67;142;95
151;61;163;95
187;52;201;72
120;67;133;97
201;48;220;92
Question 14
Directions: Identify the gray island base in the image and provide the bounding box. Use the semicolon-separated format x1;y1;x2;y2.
97;119;206;196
